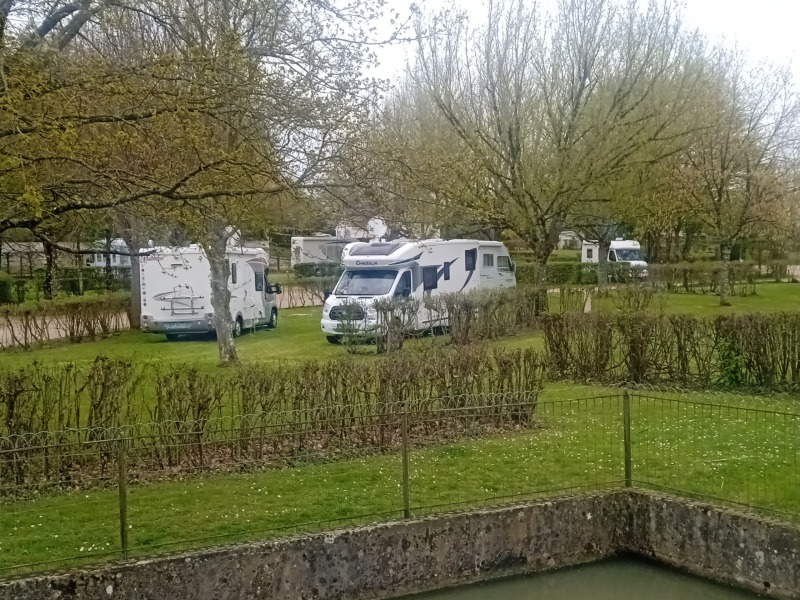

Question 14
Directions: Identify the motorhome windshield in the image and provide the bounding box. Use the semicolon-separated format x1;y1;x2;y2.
334;269;398;296
615;248;642;261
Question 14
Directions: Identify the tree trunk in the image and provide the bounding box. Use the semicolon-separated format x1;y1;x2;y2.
596;239;611;289
206;237;238;365
76;238;84;296
104;228;113;292
531;246;552;314
719;242;732;307
120;231;142;329
43;239;56;300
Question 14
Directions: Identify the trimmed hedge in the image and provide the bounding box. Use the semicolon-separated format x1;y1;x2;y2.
0;293;130;349
292;262;344;279
0;274;27;304
515;262;639;285
543;311;800;388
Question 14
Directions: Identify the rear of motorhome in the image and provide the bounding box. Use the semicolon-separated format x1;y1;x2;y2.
320;239;516;342
290;236;355;268
140;244;281;340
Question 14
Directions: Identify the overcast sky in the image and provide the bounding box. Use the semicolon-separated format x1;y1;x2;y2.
374;0;800;84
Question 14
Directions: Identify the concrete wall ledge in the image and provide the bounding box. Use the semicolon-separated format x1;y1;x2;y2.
1;490;798;600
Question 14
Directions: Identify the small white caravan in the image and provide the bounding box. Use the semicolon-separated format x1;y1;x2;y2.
140;244;281;340
320;239;516;342
581;239;648;271
290;236;356;268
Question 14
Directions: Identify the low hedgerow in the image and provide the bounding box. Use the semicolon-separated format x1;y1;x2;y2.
0;293;130;349
0;345;546;492
543;311;800;388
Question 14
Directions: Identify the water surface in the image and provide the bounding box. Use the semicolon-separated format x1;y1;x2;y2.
404;560;762;599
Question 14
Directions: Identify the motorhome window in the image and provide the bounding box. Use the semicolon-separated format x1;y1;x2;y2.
231;262;238;283
254;270;264;292
614;248;641;261
323;244;345;261
483;254;494;268
443;262;451;280
334;269;398;295
608;251;617;262
587;248;593;260
349;243;403;256
465;249;477;271
497;256;511;271
395;271;412;297
422;266;438;291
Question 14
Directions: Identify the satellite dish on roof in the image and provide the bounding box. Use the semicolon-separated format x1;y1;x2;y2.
367;217;388;241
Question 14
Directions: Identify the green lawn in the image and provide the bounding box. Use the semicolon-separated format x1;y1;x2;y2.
2;387;798;576
0;308;336;370
593;281;800;316
3;283;798;370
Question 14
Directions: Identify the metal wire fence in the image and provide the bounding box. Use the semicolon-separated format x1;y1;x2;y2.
1;386;798;578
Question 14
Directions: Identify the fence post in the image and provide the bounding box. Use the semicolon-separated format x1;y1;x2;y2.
118;437;129;559
401;409;411;519
623;390;632;488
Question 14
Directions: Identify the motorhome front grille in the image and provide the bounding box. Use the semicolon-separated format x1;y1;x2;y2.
329;305;365;321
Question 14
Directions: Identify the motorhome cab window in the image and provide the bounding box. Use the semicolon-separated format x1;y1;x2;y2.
614;248;642;261
254;270;264;292
230;262;238;283
497;256;511;271
608;251;617;262
483;254;494;267
422;266;438;291
335;269;397;295
395;271;412;297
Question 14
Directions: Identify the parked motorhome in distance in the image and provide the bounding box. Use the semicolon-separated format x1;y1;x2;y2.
581;239;648;272
581;238;647;268
290;236;357;268
321;239;516;343
140;244;281;341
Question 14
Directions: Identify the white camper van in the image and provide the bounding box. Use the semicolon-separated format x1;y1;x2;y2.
140;244;281;341
290;236;356;268
581;239;648;271
320;239;516;343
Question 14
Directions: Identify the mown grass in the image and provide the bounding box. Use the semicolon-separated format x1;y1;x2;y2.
1;284;798;576
2;386;798;576
3;282;798;370
593;281;800;316
0;308;336;370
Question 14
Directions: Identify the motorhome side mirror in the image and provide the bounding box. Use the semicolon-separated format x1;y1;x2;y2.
324;290;332;301
274;283;282;294
510;261;516;273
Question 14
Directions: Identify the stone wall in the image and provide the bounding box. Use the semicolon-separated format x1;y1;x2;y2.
1;491;798;600
0;494;626;600
624;491;800;599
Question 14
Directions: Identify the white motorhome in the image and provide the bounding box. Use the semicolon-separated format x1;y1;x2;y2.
140;244;281;341
290;236;356;268
582;239;648;271
320;239;516;343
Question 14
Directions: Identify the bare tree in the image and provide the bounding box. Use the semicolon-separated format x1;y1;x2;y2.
672;50;800;305
411;0;703;286
0;0;394;362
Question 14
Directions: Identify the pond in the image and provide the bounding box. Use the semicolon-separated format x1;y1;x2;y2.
401;560;763;599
